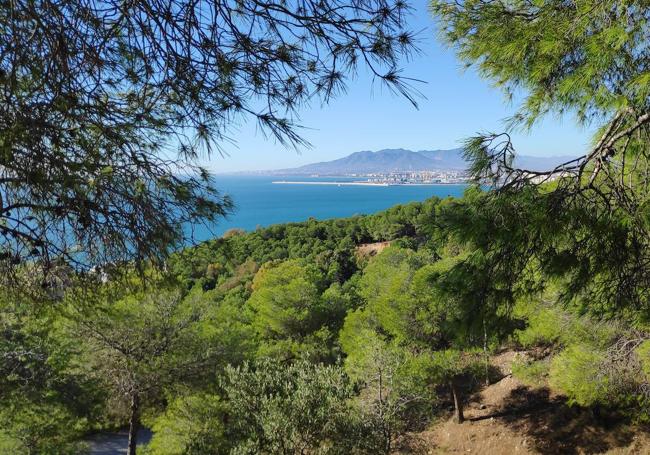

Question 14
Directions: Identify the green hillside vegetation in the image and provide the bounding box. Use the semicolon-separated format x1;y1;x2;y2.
4;192;650;453
1;0;649;453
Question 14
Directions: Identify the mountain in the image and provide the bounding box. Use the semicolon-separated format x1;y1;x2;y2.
282;148;448;175
268;148;576;175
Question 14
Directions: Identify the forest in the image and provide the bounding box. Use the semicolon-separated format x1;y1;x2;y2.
4;189;650;453
1;0;649;453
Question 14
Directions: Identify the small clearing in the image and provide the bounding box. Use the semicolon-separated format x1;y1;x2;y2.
357;241;391;257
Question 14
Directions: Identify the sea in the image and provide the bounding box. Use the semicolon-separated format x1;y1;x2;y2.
191;175;468;241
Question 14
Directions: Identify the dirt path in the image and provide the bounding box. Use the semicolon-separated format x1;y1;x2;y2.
407;352;650;454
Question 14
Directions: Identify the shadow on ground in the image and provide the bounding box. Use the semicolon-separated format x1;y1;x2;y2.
472;385;641;454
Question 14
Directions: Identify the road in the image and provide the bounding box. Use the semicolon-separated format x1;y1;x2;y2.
84;428;152;455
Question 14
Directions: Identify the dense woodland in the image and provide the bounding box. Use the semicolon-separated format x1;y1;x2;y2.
4;191;650;453
1;0;649;453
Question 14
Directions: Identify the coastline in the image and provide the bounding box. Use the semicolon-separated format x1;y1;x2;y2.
271;180;466;186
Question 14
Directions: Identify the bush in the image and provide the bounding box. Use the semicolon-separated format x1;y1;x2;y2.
143;394;227;455
511;357;550;387
222;359;368;454
513;302;564;348
549;345;610;407
0;398;88;455
145;360;377;454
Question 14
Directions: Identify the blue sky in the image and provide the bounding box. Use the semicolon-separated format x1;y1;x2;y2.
204;0;594;173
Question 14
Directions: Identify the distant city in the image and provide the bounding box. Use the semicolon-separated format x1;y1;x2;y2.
244;148;577;183
321;170;469;185
272;170;468;187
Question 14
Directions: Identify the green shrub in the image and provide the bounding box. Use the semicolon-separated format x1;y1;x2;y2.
549;344;610;407
511;357;550;387
0;398;88;455
222;359;368;454
143;394;227;455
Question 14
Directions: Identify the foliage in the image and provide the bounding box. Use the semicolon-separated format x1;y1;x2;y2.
515;295;650;416
0;292;101;453
221;359;367;454
68;287;222;401
10;184;650;448
0;397;88;455
0;0;419;285
145;360;393;455
511;357;550;388
143;394;227;455
246;259;345;362
341;244;490;436
64;284;230;453
431;0;649;125
636;341;650;380
513;294;621;350
431;0;650;315
249;260;323;336
550;344;611;407
512;298;565;348
168;198;446;289
0;199;451;452
341;324;443;452
8;0;650;448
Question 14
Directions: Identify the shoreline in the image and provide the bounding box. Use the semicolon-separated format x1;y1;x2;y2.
272;180;466;186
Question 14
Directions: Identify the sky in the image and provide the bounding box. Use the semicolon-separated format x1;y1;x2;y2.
203;0;595;173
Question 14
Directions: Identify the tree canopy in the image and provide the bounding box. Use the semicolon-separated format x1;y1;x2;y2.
6;1;650;452
431;0;650;312
0;0;419;285
432;0;649;197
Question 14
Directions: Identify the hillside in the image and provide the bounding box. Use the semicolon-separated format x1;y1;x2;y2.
405;352;650;454
267;148;577;175
9;196;650;454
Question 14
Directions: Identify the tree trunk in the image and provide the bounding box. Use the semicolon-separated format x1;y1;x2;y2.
450;378;464;424
483;316;490;386
127;392;140;455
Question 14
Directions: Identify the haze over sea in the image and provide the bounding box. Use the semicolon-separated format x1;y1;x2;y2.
198;175;467;240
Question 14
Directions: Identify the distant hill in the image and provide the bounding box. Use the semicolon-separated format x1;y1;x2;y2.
266;148;576;175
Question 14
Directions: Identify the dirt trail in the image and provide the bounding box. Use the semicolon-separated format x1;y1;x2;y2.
405;352;650;455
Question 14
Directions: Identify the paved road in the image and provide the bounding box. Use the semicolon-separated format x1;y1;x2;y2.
84;429;152;455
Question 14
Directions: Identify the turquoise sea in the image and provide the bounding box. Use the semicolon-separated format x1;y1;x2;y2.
194;176;467;241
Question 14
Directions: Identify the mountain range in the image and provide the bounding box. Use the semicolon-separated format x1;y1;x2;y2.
264;148;575;175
